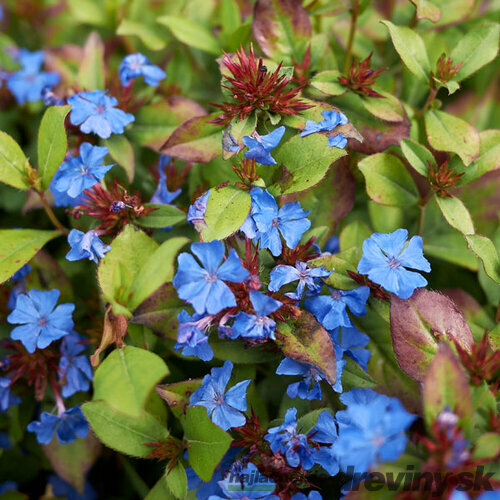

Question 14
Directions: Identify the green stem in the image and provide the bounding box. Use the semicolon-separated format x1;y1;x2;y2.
38;191;68;234
343;0;359;74
417;203;426;235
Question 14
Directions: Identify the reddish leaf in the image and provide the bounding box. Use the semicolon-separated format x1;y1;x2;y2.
390;289;473;381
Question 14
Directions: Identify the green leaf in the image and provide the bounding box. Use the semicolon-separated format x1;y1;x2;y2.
156;379;203;419
271;133;347;195
200;186;251;241
0;229;60;284
105;135;135;183
43;434;101;494
145;477;175;500
465;234;500;284
182;406;232;482
93;346;169;416
309;70;345;96
435;195;475;235
425;110;479;166
358;153;419;207
67;0;109;27
422;343;472;435
342;357;377;391
117;19;169;51
161;114;222;163
211;337;278;364
0;131;31;190
471;433;500;460
400;139;435;176
129;237;189;310
128;97;207;152
339;220;372;252
278;311;337;386
37;105;71;190
410;0;441;22
382;21;430;83
424;233;478;270
361;91;405;123
368;201;404;234
98;225;159;315
77;32;105;91
310;247;359;290
220;0;241;37
165;462;187;499
158;16;220;55
390;289;474;382
450;23;500;82
135;204;186;229
82;401;169;458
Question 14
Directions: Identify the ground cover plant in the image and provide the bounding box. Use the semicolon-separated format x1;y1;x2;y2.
0;0;499;498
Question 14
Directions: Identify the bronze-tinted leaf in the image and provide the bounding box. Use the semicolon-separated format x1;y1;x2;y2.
390;288;474;381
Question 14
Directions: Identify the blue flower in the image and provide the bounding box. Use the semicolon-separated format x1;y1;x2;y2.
187;191;210;231
329;325;371;372
335;389;416;473
242;126;285;165
65;229;111;264
449;490;500;500
268;261;330;299
308;411;339;475
119;53;166;87
357;229;431;299
67;90;135;139
173;241;249;315
241;188;311;257
228;291;281;341
210;462;278;499
300;110;348;149
59;333;93;398
49;475;97;500
0;377;21;412
51;142;114;200
10;264;32;282
27;406;89;445
6;49;59;104
0;482;17;495
276;358;326;400
304;286;370;330
187;447;241;499
265;408;315;470
150;156;181;205
7;289;74;353
291;493;322;500
190;360;251;431
0;431;13;450
175;310;213;361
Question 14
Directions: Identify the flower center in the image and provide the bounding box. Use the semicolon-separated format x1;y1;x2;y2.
372;434;385;447
214;392;225;405
271;217;280;227
96;104;106;114
331;289;341;300
387;257;401;269
205;273;218;283
37;316;48;327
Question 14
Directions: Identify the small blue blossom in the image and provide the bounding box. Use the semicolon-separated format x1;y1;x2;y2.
242;126;285;165
59;332;93;398
329;325;371;372
0;432;13;450
51;142;114;200
7;289;74;353
187;191;210;231
276;358;326;400
449;490;500;500
150;156;181;205
241;188;311;257
357;228;431;299
10;264;32;282
65;229;111;264
49;475;97;500
265;408;315;470
190;360;251;431
335;389;416;474
0;377;21;412
6;49;59;104
323;235;340;255
173;241;250;315
119;53;166;87
210;462;278;499
175;310;213;361
300;110;348;149
222;128;240;154
0;482;17;495
268;261;330;299
308;411;339;475
27;406;89;445
41;87;65;106
304;286;370;330
67;90;135;139
187;447;241;499
228;291;281;341
291;493;322;500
